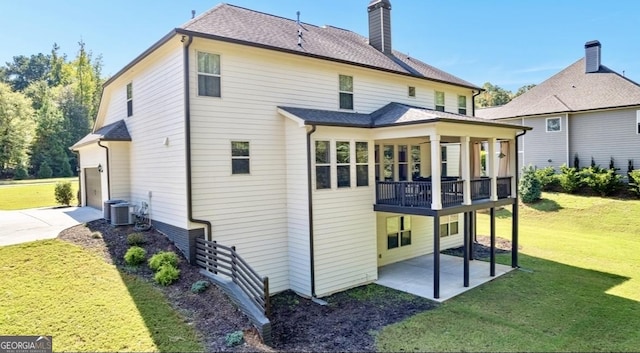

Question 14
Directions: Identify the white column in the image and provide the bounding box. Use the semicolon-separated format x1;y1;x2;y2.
430;134;442;209
509;138;517;197
460;136;471;205
488;137;498;201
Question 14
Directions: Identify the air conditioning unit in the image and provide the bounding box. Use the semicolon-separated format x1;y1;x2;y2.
111;203;134;226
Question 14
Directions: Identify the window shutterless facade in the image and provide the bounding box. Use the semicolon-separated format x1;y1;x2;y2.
197;52;221;97
315;141;331;189
435;91;445;112
411;145;421;179
398;145;408;181
339;75;354;110
546;117;561;132
408;86;416;97
439;215;459;237
356;142;369;187
126;83;133;117
336;141;351;188
387;216;412;249
636;110;640;134
458;95;467;115
231;141;250;174
374;144;380;181
383;145;394;181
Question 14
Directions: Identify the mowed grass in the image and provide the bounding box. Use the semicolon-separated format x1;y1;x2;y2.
377;192;640;352
0;240;203;352
0;178;78;210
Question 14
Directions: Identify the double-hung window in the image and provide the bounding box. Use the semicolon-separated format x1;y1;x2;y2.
356;142;369;187
231;141;250;174
197;52;221;97
439;215;459;237
458;95;467;115
339;75;354;110
408;86;416;98
315;141;331;189
435;91;445;112
387;216;412;249
336;141;351;188
398;145;409;181
126;83;133;117
383;145;394;181
637;110;640;134
411;145;421;179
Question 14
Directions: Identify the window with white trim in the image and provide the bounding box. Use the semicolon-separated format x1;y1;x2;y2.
383;145;394;181
439;215;459;237
374;144;380;181
408;86;416;98
435;91;445;112
458;95;467;115
441;146;448;177
398;145;409;181
315;141;331;189
336;141;351;188
546;117;561;132
126;83;133;117
411;145;421;179
387;216;412;249
356;142;369;187
339;74;354;110
636;110;640;134
197;52;221;97
231;141;250;174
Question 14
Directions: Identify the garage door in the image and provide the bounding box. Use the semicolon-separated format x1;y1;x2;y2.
85;168;102;210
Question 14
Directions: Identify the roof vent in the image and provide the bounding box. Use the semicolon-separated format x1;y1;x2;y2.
585;40;601;73
368;0;392;53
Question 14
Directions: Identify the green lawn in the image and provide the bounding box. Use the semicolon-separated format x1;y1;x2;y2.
377;192;640;352
0;178;78;210
0;240;203;352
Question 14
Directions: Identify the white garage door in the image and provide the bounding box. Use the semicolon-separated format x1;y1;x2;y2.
84;168;102;210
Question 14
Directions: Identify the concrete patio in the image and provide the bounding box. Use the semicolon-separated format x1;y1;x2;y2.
376;253;513;302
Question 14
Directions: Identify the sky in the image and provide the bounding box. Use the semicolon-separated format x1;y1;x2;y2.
1;0;639;92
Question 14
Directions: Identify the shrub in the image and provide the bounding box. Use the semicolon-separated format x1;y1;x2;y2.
191;280;210;294
91;231;102;239
518;165;541;203
558;164;582;193
14;165;28;180
581;167;623;196
628;170;640;197
124;246;147;266
225;331;244;347
154;264;180;286
127;232;146;246
37;161;52;179
54;181;74;206
534;166;557;191
148;251;179;272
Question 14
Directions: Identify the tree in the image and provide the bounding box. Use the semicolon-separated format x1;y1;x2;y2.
513;84;536;99
0;83;35;176
3;53;52;91
475;82;512;108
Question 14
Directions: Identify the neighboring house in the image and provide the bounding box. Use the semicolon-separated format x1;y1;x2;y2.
72;0;529;302
477;41;640;173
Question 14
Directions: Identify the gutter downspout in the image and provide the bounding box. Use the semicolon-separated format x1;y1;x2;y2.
183;34;212;238
97;140;111;200
472;89;482;117
512;129;527;268
306;124;317;297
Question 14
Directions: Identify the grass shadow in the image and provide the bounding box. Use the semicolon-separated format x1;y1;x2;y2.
528;197;563;212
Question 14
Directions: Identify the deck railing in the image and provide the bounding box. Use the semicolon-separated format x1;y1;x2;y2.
376;181;433;207
497;176;513;199
441;180;464;207
195;238;270;317
470;178;491;201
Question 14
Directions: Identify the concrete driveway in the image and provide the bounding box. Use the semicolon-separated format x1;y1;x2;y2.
0;207;103;246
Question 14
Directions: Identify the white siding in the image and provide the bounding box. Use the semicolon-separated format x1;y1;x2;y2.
107;142;130;201
444;143;461;177
76;144;107;208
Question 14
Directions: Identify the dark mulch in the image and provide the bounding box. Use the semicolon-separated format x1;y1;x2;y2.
441;235;515;260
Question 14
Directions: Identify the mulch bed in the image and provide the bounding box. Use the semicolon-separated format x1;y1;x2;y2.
441;235;515;259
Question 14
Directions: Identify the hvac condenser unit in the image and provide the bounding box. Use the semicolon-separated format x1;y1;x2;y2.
111;203;134;226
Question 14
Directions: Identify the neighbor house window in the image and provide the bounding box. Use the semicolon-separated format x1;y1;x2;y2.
439;215;459;237
339;75;354;110
408;86;416;97
411;145;421;179
435;91;445;112
126;83;133;117
336;141;351;188
398;145;409;181
197;52;221;97
546;117;561;132
458;95;467;115
387;216;412;249
356;142;369;187
231;141;250;174
383;145;394;181
636;110;640;134
315;141;331;189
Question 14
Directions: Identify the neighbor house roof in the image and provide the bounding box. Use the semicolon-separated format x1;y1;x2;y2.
278;102;530;130
105;3;480;90
476;58;640;120
70;120;131;150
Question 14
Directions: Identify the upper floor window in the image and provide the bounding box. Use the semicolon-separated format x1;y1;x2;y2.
398;145;409;181
408;86;416;98
197;52;221;97
126;83;133;117
356;142;369;187
336;141;351;188
339;75;354;110
458;95;467;115
315;141;331;189
383;145;394;181
411;145;421;179
231;141;250;174
435;91;445;112
546;117;561;132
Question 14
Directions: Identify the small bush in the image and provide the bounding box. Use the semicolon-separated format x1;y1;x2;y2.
558;164;582;193
37;161;53;179
91;231;102;239
54;181;74;206
581;167;623;196
534;166;557;191
14;165;28;180
127;232;146;246
628;170;640;197
519;165;541;203
154;264;180;286
148;251;179;272
124;246;147;266
225;331;244;347
191;280;210;294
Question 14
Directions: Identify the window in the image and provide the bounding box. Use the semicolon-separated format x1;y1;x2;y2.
458;95;467;115
441;146;448;177
356;142;369;187
408;86;416;97
439;215;459;237
315;141;331;189
126;83;133;117
411;145;421;179
387;216;412;249
636;110;640;134
339;75;354;110
435;91;445;112
231;141;250;174
336;141;350;188
398;145;409;181
197;52;221;97
374;145;380;181
546;117;561;132
383;145;394;181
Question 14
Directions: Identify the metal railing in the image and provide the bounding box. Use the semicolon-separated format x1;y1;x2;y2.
470;178;491;201
376;181;433;207
441;180;464;207
195;238;270;317
497;176;512;198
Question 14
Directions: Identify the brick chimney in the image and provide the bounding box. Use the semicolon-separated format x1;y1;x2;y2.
368;0;392;53
585;40;601;73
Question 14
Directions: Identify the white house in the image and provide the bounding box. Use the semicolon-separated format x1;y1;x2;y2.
72;1;529;307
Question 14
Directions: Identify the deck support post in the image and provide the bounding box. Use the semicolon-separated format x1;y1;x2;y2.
463;212;470;287
490;207;496;277
512;201;519;268
433;214;440;299
469;211;475;261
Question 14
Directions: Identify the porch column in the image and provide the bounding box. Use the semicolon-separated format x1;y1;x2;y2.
430;134;442;210
488;138;498;201
460;136;471;205
433;215;441;299
509;138;517;195
490;207;496;276
463;212;470;287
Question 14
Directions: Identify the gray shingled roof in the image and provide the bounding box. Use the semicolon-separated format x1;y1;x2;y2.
279;103;529;130
70;120;131;150
179;4;479;90
477;58;640;120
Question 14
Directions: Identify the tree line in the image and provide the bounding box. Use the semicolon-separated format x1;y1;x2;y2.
475;82;536;108
0;41;103;179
